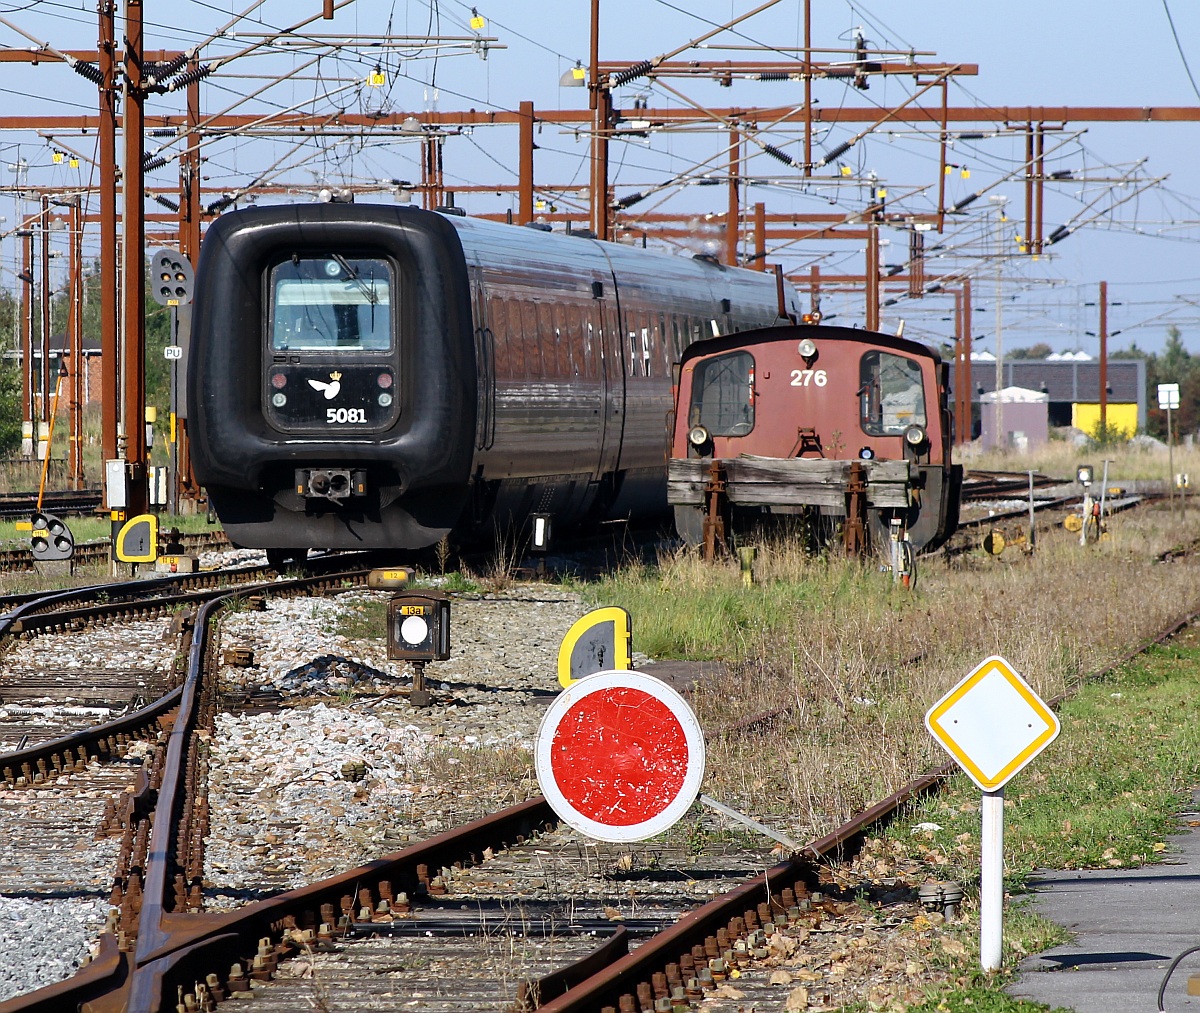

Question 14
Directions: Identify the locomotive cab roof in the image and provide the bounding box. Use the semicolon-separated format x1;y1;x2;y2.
676;323;945;369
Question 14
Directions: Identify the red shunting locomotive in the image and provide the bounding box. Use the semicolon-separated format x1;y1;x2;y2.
667;324;962;554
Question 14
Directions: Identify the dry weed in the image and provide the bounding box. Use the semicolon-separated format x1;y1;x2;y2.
694;501;1200;844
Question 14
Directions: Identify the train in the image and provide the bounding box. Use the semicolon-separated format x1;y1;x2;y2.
667;325;962;553
187;201;799;565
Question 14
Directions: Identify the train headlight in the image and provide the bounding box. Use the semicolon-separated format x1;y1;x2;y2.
378;392;393;407
324;259;341;277
904;424;927;448
859;446;874;460
688;425;711;447
272;393;287;407
270;372;287;389
797;338;818;364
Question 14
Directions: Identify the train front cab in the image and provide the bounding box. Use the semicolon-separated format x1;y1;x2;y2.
188;204;477;553
668;325;962;552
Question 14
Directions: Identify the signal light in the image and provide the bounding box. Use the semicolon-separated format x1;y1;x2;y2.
150;249;194;307
30;512;74;561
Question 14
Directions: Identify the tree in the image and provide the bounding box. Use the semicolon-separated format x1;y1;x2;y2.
1008;343;1052;360
0;290;22;456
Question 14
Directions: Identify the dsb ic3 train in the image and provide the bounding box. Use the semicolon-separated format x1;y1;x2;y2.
188;202;796;561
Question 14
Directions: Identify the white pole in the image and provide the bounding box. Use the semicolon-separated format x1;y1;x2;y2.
980;788;1005;971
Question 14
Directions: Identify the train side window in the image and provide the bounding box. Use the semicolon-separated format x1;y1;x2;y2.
494;297;517;376
555;304;576;376
269;256;392;351
521;301;543;377
689;351;755;436
859;350;926;436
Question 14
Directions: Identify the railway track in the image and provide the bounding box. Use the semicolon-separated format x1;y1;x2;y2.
0;529;231;574
959;469;1064;501
0;489;103;520
0;505;1192;1011
0;560;949;1013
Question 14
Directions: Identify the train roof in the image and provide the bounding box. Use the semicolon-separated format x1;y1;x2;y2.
676;323;944;367
442;209;799;316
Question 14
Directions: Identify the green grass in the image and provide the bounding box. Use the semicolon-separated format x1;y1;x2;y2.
891;642;1200;883
872;640;1200;1010
333;599;387;641
0;510;218;548
898;988;1071;1012
582;549;890;659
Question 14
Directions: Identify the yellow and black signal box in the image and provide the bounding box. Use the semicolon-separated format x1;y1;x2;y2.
116;513;158;563
387;591;450;662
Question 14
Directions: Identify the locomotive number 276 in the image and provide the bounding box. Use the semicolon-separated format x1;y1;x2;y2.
327;408;368;424
790;369;828;387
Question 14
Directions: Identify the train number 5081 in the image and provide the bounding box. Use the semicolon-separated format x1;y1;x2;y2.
326;408;367;423
790;369;828;387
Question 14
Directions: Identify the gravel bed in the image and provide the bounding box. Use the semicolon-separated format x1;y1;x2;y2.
0;602;177;1000
207;587;597;902
3;618;177;679
0;895;110;1002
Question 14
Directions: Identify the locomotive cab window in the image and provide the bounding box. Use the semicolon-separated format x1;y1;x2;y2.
270;256;393;351
263;255;399;434
859;350;926;436
689;350;755;436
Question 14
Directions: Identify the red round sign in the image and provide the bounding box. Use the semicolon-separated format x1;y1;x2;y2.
536;670;706;841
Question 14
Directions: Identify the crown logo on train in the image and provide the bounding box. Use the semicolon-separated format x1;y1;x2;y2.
329;371;342;381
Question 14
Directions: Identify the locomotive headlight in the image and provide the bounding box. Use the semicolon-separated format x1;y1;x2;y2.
324;259;341;277
859;446;875;460
904;424;927;448
797;338;818;362
688;425;711;447
378;392;393;407
272;393;287;407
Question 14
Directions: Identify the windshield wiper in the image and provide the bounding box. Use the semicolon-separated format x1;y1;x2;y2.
332;254;378;305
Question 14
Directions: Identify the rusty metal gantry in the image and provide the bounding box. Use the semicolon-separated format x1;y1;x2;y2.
0;0;1196;496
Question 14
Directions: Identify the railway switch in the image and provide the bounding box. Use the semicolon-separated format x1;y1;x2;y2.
29;512;74;561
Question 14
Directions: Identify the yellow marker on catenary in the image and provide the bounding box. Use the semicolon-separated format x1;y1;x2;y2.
556;606;632;689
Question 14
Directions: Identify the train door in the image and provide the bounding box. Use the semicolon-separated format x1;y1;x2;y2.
469;261;495;451
594;272;625;477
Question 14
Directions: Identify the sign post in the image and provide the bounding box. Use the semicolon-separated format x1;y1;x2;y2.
925;656;1060;971
1159;383;1180;521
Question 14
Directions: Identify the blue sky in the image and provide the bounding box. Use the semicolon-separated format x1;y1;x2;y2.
0;0;1196;354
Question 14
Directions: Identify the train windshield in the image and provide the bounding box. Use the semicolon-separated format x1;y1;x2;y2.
270;257;393;351
860;350;926;435
689;350;755;436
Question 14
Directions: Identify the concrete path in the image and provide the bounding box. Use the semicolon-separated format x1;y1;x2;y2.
1008;810;1200;1011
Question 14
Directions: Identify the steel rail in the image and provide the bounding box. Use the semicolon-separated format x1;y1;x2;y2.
3;542;1195;1011
0;530;230;573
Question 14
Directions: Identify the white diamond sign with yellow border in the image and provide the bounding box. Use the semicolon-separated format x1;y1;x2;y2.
925;655;1060;792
